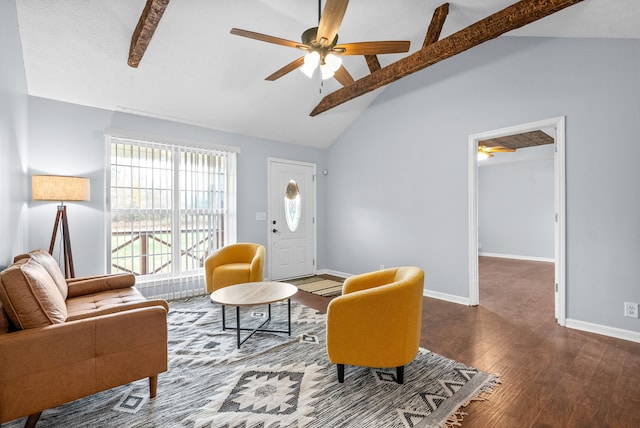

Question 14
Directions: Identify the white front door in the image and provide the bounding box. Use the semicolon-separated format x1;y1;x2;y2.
268;159;316;280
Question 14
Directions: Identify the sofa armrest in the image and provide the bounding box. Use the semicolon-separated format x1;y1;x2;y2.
249;246;265;282
66;273;136;298
0;306;167;422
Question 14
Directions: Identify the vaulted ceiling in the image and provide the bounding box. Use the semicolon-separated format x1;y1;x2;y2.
15;0;640;148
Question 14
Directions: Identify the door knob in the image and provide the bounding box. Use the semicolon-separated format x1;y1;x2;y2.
272;228;280;234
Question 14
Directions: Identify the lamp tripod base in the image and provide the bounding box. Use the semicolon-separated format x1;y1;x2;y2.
49;204;75;278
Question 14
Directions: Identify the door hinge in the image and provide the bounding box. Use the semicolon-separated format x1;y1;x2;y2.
313;217;315;224
555;213;558;222
555;283;558;292
313;259;315;266
313;174;316;182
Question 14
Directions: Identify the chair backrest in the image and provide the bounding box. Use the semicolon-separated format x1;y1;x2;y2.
231;243;263;262
393;266;424;292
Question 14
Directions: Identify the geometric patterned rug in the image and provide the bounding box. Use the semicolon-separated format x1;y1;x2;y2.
4;296;499;428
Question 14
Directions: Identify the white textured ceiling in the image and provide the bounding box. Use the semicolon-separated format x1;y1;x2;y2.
16;0;640;148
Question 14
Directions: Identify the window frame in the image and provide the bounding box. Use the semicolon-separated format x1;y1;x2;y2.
104;129;238;297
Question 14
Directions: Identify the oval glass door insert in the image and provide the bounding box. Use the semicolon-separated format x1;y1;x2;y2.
284;180;302;232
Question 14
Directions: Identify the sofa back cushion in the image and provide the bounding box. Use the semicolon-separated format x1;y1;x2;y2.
14;249;68;300
0;258;68;329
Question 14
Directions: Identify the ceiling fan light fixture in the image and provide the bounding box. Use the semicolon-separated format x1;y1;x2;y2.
320;53;342;80
320;63;335;80
477;151;491;161
324;53;342;72
300;51;320;77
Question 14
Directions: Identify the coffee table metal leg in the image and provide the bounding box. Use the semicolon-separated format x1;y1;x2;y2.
288;298;291;335
236;306;241;348
220;301;293;348
221;305;226;331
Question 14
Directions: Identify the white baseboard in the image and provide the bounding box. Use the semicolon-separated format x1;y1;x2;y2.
479;252;554;263
565;319;640;343
422;289;471;306
318;269;471;306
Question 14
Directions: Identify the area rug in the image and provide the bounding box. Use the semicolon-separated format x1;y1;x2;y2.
290;276;343;297
6;297;499;428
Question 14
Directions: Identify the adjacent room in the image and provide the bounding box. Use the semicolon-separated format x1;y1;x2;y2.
2;0;639;427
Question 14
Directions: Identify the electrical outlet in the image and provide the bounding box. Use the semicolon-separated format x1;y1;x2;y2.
624;302;639;319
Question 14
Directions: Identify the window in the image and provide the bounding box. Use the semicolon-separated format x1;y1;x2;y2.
106;133;237;299
284;180;302;232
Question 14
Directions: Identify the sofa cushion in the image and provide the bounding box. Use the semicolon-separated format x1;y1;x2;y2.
0;258;68;329
66;273;135;298
14;249;68;300
66;287;148;320
212;263;251;289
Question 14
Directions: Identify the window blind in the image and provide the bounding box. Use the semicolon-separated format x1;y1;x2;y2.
106;134;237;299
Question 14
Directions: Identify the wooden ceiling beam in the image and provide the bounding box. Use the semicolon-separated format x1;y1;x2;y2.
364;55;381;73
128;0;170;68
363;5;447;79
310;0;584;116
423;3;449;49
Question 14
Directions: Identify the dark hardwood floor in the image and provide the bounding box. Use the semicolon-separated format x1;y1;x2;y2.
292;257;640;427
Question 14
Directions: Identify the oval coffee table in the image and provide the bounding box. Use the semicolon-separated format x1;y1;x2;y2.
210;281;298;348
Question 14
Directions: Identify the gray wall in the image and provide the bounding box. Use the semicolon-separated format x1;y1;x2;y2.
478;147;554;259
326;37;640;332
0;0;29;268
26;97;327;277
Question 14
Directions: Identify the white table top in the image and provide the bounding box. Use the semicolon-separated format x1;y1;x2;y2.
210;281;298;306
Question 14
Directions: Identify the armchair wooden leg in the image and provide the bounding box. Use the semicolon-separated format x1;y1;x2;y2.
396;366;405;384
337;364;345;383
149;375;158;398
24;411;42;428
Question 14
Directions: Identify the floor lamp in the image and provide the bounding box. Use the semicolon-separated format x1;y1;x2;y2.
32;175;91;278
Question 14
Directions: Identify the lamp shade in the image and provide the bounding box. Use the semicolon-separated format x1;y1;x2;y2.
32;175;91;202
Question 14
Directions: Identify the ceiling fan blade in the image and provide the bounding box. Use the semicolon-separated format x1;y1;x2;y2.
333;65;355;87
265;57;305;81
334;41;411;56
230;28;303;49
487;146;516;153
317;0;349;46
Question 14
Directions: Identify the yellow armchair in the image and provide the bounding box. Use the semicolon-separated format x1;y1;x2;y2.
326;266;424;384
204;243;265;293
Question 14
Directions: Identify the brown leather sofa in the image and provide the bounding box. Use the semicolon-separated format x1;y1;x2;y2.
0;250;168;427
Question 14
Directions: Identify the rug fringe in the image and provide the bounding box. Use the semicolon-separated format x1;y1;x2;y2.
440;373;502;428
441;410;467;427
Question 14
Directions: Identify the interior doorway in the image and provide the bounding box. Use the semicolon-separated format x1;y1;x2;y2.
468;117;566;325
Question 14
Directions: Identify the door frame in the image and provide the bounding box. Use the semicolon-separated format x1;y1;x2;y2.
267;157;317;280
468;116;566;325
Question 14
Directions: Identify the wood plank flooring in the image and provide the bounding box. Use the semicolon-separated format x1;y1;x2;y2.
292;257;640;427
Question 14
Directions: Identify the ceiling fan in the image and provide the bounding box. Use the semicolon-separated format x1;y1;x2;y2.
230;0;411;87
478;145;516;160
